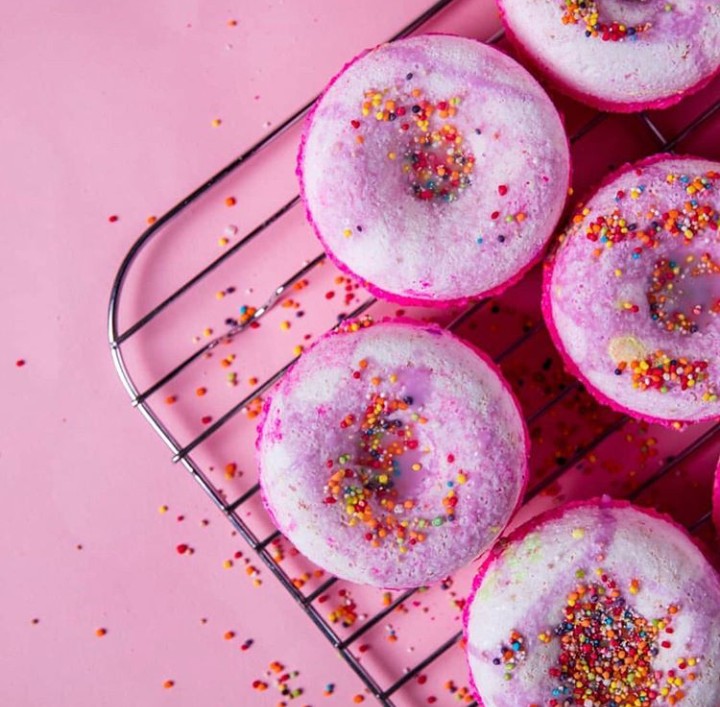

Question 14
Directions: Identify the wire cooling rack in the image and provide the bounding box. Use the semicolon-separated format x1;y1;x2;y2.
108;1;720;704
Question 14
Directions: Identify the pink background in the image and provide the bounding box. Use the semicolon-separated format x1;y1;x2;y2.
2;1;719;706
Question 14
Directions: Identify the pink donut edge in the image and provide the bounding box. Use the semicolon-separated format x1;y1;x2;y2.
296;32;572;309
461;495;720;706
713;455;720;533
255;316;531;590
541;152;720;429
495;1;720;114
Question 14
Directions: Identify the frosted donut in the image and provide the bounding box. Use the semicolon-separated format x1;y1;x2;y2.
497;0;720;112
464;498;720;707
297;34;570;307
543;154;720;426
256;318;529;589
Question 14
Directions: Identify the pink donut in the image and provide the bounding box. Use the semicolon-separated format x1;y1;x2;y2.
543;154;720;427
464;498;720;707
497;0;720;113
297;34;570;307
256;318;529;589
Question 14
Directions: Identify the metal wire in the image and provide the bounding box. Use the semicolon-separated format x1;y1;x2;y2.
108;1;720;703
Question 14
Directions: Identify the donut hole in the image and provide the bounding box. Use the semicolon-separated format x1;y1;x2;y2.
647;249;720;335
588;0;658;25
360;88;475;204
324;372;454;552
403;121;474;202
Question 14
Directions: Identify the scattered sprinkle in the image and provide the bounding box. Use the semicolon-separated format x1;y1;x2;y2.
561;1;651;41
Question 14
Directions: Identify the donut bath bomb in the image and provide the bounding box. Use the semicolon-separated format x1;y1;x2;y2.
544;155;720;426
297;34;570;306
256;318;528;588
464;499;720;707
498;0;720;112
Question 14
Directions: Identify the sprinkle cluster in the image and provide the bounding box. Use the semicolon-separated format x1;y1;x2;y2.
561;0;651;41
322;360;465;554
352;82;475;202
491;630;527;680
582;173;720;257
615;352;714;399
543;569;698;706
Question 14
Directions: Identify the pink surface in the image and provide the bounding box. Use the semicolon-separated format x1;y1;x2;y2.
2;2;719;707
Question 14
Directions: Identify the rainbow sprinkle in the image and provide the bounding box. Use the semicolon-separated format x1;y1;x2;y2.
337;315;374;335
543;569;700;706
615;352;715;400
322;358;463;554
491;630;527;680
582;171;720;254
561;0;651;41
353;86;475;202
